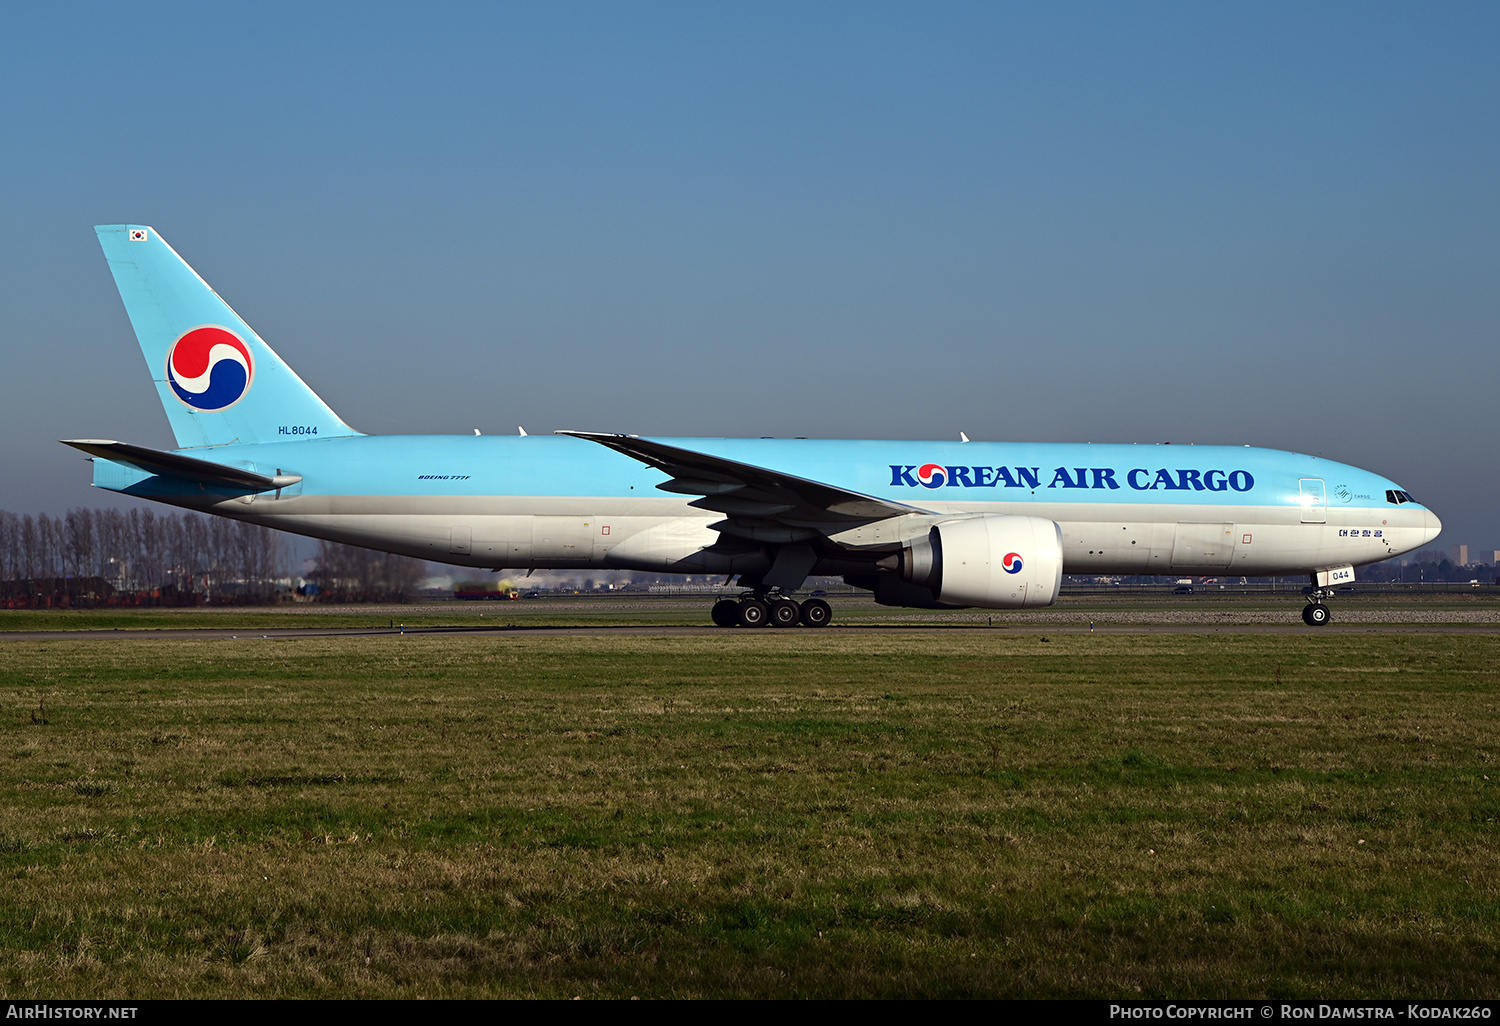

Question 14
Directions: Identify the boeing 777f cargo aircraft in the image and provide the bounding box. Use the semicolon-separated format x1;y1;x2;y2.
66;226;1441;627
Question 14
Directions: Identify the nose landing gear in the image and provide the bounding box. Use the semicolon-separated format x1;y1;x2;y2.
1301;601;1331;626
1300;573;1342;626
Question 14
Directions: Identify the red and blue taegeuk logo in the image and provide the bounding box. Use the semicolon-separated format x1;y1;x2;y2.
916;463;947;488
166;326;253;411
1002;552;1024;574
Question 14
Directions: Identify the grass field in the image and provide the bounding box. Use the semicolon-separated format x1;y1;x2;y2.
2;609;1497;997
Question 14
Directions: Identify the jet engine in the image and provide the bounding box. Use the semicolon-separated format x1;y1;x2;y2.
874;514;1064;609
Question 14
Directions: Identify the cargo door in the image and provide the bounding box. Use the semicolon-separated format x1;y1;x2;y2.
1170;523;1234;571
532;516;597;563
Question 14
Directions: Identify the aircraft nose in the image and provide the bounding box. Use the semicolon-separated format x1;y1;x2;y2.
1422;508;1442;546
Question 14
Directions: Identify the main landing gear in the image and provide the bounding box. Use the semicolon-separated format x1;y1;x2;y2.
711;594;832;628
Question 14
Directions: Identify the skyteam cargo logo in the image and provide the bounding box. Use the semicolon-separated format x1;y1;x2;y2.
1002;552;1023;574
166;326;254;411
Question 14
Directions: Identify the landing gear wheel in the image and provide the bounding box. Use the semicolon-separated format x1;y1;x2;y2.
737;598;769;628
1302;602;1331;627
769;599;801;627
711;599;739;628
800;598;832;628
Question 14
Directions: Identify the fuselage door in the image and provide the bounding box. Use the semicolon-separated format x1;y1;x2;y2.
1299;478;1327;524
1170;523;1234;571
532;516;597;564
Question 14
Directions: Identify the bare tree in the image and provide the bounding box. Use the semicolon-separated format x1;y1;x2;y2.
2;506;296;605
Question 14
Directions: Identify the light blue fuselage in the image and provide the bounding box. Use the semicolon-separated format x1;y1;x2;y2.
95;434;1439;579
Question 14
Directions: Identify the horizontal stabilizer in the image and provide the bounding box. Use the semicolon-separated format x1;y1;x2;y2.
60;439;301;491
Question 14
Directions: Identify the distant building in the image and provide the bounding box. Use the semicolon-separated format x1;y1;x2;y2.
1457;544;1469;565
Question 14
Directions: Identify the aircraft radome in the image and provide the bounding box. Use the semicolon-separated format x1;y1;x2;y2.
66;225;1442;628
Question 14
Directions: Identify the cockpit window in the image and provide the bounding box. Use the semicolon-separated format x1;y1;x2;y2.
1386;490;1416;505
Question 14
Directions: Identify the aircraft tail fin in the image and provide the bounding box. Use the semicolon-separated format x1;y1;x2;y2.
93;225;360;449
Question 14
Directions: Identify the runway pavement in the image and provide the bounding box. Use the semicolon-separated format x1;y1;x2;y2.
5;619;1500;641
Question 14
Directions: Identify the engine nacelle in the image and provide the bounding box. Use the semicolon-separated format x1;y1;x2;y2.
879;514;1064;609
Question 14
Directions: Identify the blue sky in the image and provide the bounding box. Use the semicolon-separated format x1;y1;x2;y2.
4;2;1496;555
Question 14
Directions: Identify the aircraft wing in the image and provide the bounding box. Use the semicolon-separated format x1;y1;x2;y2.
558;432;927;534
60;440;301;491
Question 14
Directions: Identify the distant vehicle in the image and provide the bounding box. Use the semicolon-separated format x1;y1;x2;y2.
1173;585;1194;594
455;587;518;600
69;225;1442;629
